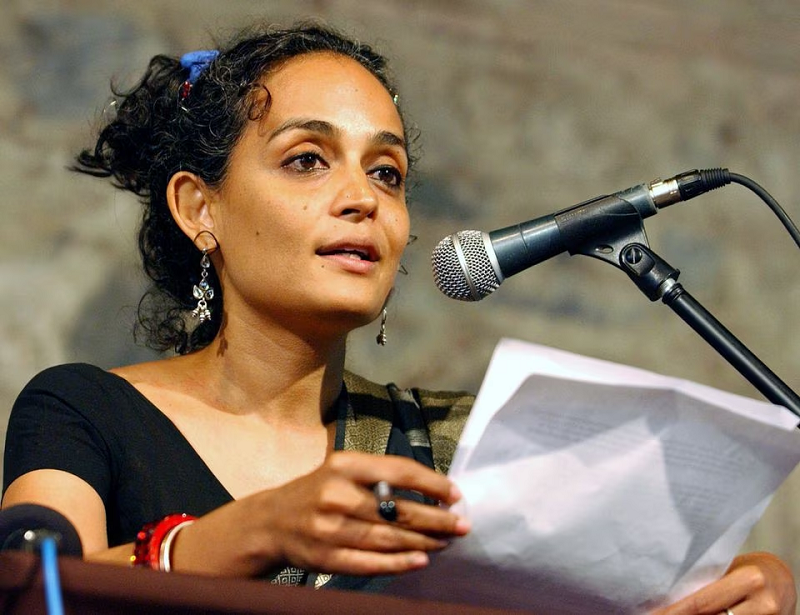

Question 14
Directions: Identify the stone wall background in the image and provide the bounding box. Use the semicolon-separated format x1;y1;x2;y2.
2;0;799;584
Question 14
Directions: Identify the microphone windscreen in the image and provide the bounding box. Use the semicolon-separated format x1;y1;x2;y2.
431;230;501;301
0;504;83;557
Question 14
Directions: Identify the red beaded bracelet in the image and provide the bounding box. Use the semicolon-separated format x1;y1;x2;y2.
132;513;197;571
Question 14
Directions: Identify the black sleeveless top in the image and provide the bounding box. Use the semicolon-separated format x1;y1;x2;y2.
3;363;473;591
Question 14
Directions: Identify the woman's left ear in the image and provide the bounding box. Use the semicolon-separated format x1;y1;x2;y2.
167;171;217;245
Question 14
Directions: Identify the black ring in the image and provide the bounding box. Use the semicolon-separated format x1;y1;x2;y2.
374;481;398;522
379;500;397;522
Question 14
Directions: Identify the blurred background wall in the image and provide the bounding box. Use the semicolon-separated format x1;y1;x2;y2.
2;0;799;585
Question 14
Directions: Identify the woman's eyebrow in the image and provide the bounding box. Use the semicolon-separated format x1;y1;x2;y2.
267;118;339;142
267;119;405;152
372;130;405;150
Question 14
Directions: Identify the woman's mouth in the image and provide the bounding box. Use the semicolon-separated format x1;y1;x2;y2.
316;244;379;272
322;248;372;261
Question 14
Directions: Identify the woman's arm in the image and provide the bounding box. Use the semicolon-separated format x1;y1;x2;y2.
2;451;470;577
171;450;469;577
2;468;126;562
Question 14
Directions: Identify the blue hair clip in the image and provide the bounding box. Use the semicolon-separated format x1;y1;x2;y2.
179;50;219;99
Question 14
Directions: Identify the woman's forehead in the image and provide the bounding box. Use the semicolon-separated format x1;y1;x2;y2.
257;52;404;135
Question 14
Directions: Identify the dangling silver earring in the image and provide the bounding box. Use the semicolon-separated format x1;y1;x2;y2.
191;249;214;323
376;307;388;346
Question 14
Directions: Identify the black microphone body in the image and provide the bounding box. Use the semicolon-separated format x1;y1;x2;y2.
432;169;731;301
490;188;655;277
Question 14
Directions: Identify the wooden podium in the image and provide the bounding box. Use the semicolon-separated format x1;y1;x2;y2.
0;551;528;614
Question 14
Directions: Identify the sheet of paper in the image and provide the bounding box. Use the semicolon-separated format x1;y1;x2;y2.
388;339;800;614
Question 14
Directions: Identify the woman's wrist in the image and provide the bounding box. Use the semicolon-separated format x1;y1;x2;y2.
168;495;285;577
132;513;197;571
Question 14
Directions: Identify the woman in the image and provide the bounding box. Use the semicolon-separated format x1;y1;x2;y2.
2;22;795;612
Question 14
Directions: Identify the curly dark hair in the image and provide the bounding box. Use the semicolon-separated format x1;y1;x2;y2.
73;22;414;355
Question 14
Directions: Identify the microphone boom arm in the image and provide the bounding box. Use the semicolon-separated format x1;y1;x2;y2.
560;179;800;420
612;241;800;420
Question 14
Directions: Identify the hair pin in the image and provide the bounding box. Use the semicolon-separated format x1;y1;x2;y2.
179;49;220;100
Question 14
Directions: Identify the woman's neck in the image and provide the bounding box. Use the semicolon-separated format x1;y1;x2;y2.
174;313;348;427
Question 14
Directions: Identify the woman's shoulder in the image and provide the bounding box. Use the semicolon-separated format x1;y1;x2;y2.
343;370;475;411
343;371;474;437
15;361;165;422
22;362;123;395
343;371;474;475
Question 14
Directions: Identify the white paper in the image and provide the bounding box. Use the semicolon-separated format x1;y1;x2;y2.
388;339;800;614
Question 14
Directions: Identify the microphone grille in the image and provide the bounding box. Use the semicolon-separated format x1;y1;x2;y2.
431;230;501;301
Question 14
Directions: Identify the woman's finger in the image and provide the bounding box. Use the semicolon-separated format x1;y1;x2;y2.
326;451;462;506
302;544;432;576
295;510;449;554
652;575;748;615
372;493;471;537
315;474;469;537
652;555;788;615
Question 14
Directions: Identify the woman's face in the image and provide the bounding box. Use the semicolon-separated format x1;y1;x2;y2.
208;52;410;337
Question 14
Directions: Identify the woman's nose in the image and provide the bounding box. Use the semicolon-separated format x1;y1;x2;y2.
330;168;379;221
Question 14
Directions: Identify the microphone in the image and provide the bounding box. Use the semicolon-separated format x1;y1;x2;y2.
431;168;731;301
0;504;83;557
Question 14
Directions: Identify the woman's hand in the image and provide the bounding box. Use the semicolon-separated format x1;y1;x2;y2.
172;451;470;577
652;552;797;615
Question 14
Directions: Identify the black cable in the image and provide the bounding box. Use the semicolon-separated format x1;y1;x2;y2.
729;172;800;249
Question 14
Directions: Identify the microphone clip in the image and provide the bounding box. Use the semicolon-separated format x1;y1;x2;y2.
618;244;681;302
565;194;652;270
565;197;681;302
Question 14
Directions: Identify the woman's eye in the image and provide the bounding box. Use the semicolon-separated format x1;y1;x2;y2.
371;166;404;188
284;152;326;172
